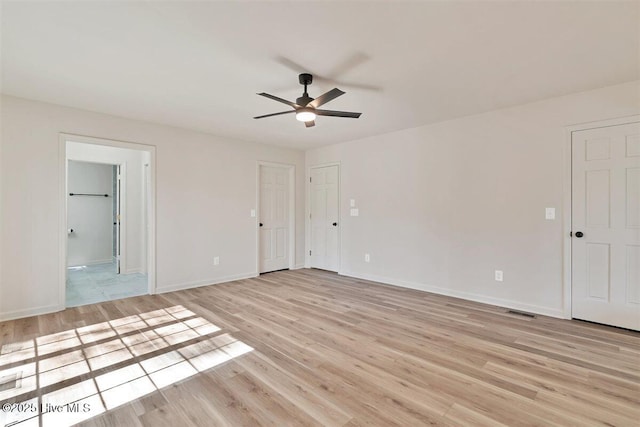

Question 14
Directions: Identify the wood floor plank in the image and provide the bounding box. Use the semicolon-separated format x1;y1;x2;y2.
0;269;638;426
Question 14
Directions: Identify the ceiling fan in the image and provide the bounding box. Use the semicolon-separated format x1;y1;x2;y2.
254;73;361;128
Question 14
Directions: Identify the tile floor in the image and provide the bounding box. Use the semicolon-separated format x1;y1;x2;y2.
66;262;147;307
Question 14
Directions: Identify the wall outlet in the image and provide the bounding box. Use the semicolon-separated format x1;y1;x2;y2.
350;208;359;217
495;270;503;282
350;199;356;207
365;253;370;263
214;256;220;266
545;207;555;220
250;209;256;218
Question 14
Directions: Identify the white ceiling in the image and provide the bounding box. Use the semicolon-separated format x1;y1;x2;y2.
1;1;638;149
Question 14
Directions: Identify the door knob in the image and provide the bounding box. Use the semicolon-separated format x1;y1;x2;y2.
575;231;584;238
259;223;263;227
332;222;338;226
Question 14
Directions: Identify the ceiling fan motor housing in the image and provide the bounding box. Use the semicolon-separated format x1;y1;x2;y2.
298;73;313;85
296;95;313;106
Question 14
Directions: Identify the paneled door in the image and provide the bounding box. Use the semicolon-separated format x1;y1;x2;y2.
259;165;290;273
310;165;339;271
572;121;640;330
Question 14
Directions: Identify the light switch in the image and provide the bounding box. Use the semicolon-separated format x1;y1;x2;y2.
545;208;555;220
350;199;356;207
350;208;359;217
250;209;256;217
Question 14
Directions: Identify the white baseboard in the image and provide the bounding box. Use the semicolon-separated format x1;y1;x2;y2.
0;304;61;322
155;271;258;294
122;267;144;275
292;263;305;270
339;270;564;319
68;258;114;267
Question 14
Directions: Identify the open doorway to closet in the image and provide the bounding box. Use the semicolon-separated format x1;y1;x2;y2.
61;135;156;307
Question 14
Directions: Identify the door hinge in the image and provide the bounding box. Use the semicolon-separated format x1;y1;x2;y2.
309;177;312;183
309;250;312;256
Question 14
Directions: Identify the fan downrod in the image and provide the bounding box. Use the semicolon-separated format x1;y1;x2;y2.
297;73;314;106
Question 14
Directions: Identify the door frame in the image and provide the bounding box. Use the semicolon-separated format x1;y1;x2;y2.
59;133;157;310
563;114;640;319
256;161;296;274
306;162;341;271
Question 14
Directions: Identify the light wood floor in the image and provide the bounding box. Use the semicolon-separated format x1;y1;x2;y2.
1;269;639;426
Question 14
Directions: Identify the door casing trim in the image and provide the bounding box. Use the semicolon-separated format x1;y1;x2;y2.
59;133;157;311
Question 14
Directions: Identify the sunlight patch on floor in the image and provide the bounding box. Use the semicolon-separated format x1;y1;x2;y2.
0;305;253;427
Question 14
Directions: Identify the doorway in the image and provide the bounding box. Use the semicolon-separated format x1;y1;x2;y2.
60;134;156;308
257;162;295;274
571;120;640;330
309;164;340;272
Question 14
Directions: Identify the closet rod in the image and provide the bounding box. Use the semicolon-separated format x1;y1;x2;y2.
69;193;109;197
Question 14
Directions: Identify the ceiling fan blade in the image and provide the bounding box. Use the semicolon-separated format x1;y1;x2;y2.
275;56;308;73
253;110;296;119
257;92;300;108
315;109;362;118
315;77;383;92
308;88;345;108
275;55;380;92
305;120;315;128
326;52;370;80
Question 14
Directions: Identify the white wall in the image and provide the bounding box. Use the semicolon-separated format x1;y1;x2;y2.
0;95;306;320
2;82;638;321
306;81;640;318
67;161;113;266
66;142;147;273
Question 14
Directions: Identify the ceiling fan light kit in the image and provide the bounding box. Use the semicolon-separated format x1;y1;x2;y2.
295;108;316;122
254;73;361;128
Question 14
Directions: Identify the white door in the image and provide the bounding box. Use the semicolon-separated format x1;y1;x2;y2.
259;166;290;273
572;121;640;330
310;165;339;271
